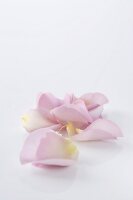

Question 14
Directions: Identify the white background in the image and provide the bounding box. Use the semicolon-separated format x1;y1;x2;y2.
0;0;133;199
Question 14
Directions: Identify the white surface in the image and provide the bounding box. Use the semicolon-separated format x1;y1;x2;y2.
0;0;133;199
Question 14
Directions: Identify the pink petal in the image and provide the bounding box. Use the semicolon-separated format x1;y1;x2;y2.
88;106;103;121
37;92;63;111
80;92;108;109
20;129;78;167
21;109;55;132
51;101;93;129
71;119;122;141
64;93;77;104
33;159;76;167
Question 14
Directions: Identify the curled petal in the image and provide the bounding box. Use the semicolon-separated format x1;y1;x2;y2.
37;92;63;111
88;106;103;121
71;119;122;141
80;92;108;109
51;101;93;129
64;93;77;104
20;129;79;167
21;109;55;132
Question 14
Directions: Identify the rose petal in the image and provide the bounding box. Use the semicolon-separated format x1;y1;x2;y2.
37;92;63;110
33;159;76;167
51;101;93;129
21;109;55;132
64;93;77;104
20;129;79;167
80;92;108;109
88;106;103;121
71;119;122;141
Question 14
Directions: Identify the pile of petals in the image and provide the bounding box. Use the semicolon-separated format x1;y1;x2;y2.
20;92;122;167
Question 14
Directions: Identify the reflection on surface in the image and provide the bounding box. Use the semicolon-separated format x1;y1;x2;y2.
20;164;77;193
